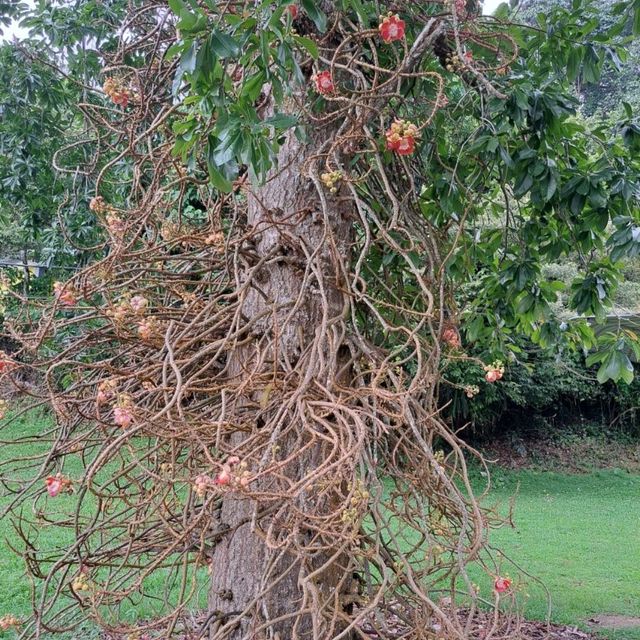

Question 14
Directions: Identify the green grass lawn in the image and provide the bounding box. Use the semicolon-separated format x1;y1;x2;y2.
1;410;639;638
480;468;640;640
0;409;207;638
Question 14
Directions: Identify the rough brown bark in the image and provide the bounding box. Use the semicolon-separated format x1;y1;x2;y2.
208;114;355;639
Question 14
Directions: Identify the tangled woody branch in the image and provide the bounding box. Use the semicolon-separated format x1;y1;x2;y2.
1;1;524;638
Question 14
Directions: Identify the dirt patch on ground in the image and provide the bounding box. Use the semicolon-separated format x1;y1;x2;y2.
587;614;640;629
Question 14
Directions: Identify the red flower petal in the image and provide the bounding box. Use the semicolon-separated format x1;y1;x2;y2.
379;15;405;43
396;136;415;155
494;577;511;593
313;71;335;95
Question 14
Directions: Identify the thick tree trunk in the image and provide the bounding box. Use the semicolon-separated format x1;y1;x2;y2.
208;115;355;639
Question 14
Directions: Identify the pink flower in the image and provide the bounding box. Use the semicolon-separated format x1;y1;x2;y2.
138;318;156;340
214;468;231;485
0;615;20;631
313;70;335;95
484;360;505;382
442;327;461;348
0;355;13;373
110;91;129;108
485;369;498;383
494;576;511;593
385;120;419;156
96;380;116;405
46;474;71;497
103;78;131;109
194;474;212;497
89;196;106;213
227;456;241;466
287;4;298;18
396;136;416;155
386;133;401;152
129;295;148;314
113;406;133;428
379;14;405;43
46;476;62;497
53;282;77;306
106;213;126;236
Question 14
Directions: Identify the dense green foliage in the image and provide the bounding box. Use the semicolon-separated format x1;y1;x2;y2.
0;0;134;271
1;0;639;384
0;46;96;264
161;0;640;382
515;0;640;118
443;346;640;438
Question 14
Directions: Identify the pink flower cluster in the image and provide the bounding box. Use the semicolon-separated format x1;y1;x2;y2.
385;119;419;156
0;614;20;631
130;295;148;314
103;77;131;108
113;394;134;428
442;327;461;348
53;281;78;306
483;360;505;383
138;317;159;340
0;351;14;374
46;473;72;497
313;70;335;95
193;456;250;496
96;379;117;405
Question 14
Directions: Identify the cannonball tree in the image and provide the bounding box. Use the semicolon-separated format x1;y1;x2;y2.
1;0;639;638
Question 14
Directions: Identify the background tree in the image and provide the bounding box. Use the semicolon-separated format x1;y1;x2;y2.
513;0;640;118
0;0;638;639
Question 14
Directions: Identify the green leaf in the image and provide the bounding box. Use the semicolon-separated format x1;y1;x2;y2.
263;113;298;129
596;350;634;384
589;190;607;209
179;40;197;74
209;29;241;58
492;2;511;19
241;71;265;101
168;0;189;15
293;35;319;59
207;161;233;193
585;351;604;367
300;0;327;31
566;47;581;83
545;173;557;202
177;10;199;32
514;172;533;196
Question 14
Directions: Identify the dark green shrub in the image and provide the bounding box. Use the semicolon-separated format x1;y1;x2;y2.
441;345;640;441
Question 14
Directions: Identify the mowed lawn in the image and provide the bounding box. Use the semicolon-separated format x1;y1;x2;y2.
1;410;639;638
0;409;207;638
482;469;640;640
